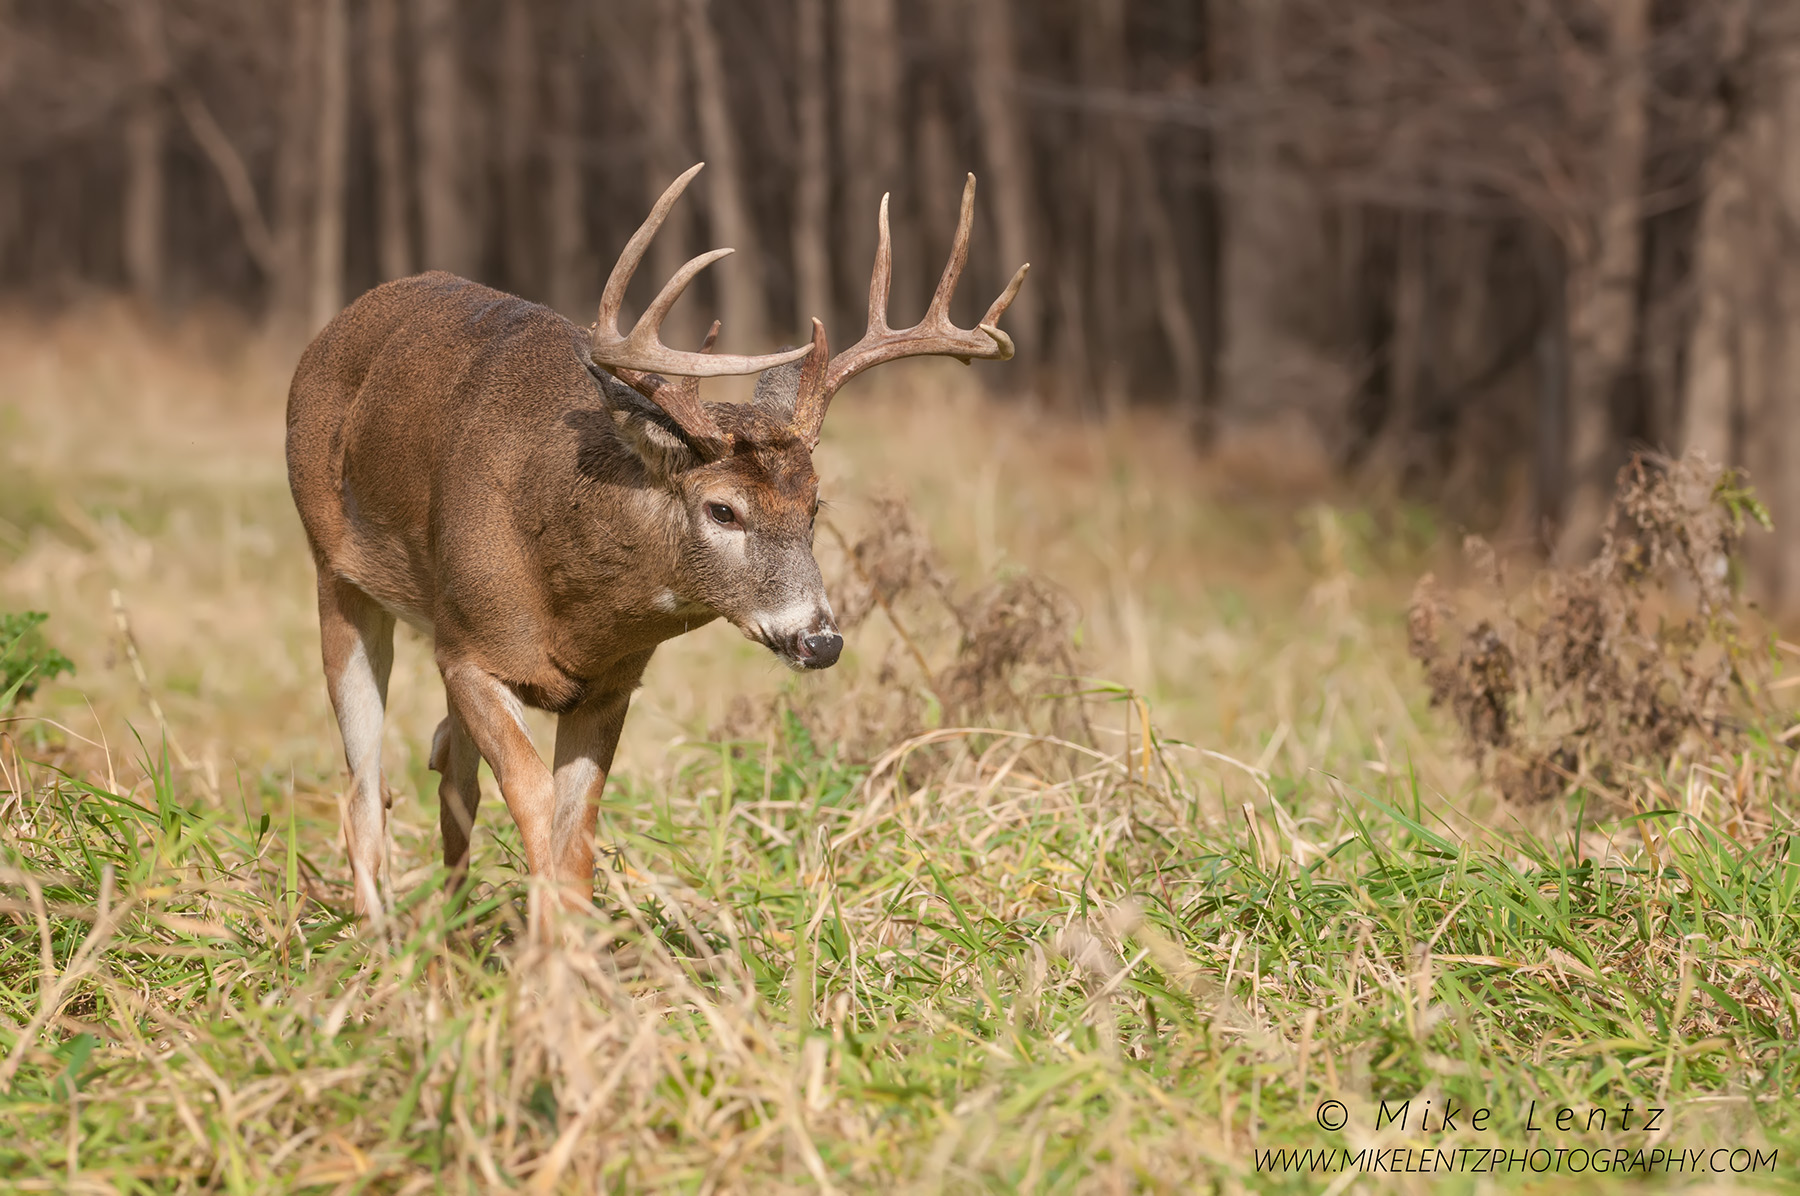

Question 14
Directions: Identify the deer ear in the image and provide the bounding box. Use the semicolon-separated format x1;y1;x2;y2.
593;370;701;480
613;408;700;480
752;359;805;425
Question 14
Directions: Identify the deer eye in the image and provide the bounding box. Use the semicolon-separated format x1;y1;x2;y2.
708;503;737;526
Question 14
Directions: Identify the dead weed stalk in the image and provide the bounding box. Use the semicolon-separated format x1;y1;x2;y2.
1409;451;1787;829
721;495;1095;774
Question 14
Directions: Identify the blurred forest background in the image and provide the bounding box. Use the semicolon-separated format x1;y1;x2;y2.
2;0;1799;611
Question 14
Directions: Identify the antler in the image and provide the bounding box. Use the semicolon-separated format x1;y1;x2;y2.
788;174;1029;448
605;322;732;458
592;163;812;454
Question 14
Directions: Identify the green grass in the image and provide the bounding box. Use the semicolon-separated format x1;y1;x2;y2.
0;611;74;713
2;711;1796;1192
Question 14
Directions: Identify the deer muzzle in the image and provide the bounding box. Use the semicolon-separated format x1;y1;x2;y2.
796;629;843;670
746;605;842;672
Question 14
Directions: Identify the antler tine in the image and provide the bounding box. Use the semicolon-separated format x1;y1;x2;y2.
924;174;977;327
626;247;733;355
592;163;813;380
596;163;701;340
787;318;832;446
980;262;1031;333
975;262;1031;360
866;194;895;337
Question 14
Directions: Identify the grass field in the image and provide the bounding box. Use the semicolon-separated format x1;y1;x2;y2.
2;303;1799;1192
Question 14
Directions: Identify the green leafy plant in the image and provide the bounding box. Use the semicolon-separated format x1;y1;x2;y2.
0;609;74;712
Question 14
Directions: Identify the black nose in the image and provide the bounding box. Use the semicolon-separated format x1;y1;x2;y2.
799;631;843;669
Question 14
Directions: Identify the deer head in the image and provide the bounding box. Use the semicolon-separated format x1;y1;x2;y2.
587;164;1029;671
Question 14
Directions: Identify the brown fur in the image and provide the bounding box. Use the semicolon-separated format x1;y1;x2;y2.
288;272;834;920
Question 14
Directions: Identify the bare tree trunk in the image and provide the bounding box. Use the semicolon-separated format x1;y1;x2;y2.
413;0;476;277
122;89;167;305
1129;153;1206;424
1424;214;1499;485
1436;217;1506;497
1099;28;1204;427
681;0;767;347
1213;0;1331;431
1768;14;1800;616
914;91;960;259
837;0;903;316
1069;0;1203;421
1441;219;1491;404
1684;142;1750;470
605;0;700;344
1722;55;1784;601
1217;0;1283;418
1381;213;1426;468
1533;228;1569;544
309;0;349;333
1051;265;1093;403
544;32;587;317
270;0;321;327
123;0;168;304
0;169;17;279
791;0;832;332
914;0;962;281
367;0;412;281
1682;0;1752;469
499;1;538;297
1553;0;1651;564
1737;94;1780;602
967;0;1038;365
1078;0;1127;413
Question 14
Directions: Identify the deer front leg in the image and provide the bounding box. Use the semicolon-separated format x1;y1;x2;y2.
439;660;564;927
317;575;396;922
550;674;641;907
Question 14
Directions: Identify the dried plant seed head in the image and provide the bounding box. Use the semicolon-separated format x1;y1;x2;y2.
1411;450;1776;817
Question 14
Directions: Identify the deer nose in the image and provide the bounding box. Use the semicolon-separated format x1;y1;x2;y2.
798;630;843;669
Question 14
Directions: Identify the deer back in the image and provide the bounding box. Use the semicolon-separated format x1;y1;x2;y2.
288;272;704;706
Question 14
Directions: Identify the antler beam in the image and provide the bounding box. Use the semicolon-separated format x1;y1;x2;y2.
788;174;1030;448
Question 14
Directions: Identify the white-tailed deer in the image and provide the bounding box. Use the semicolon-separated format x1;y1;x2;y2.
287;165;1027;920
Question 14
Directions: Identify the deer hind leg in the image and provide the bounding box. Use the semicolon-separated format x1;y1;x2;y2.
430;704;482;889
317;575;396;921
